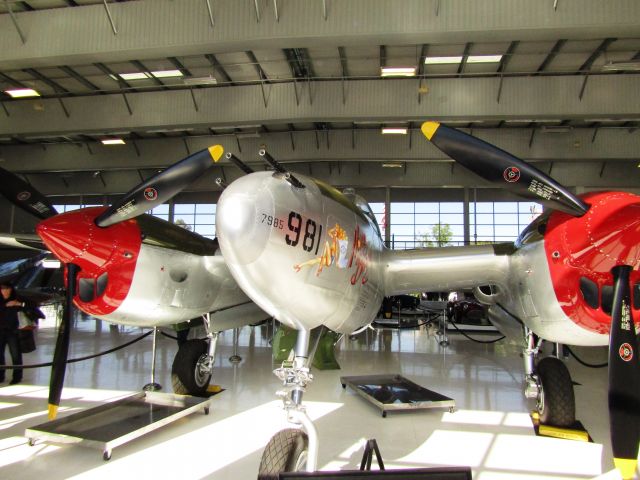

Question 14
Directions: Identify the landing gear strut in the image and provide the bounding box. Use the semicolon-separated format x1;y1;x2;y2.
258;328;318;479
171;313;217;397
522;327;576;427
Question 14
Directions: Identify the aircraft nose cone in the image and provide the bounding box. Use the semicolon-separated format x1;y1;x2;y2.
216;173;272;265
36;207;116;269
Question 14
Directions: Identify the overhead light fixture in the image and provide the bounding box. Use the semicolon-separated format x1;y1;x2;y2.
424;56;463;65
424;55;502;65
183;76;218;85
150;69;183;78
467;55;503;63
382;162;404;168
117;72;149;81
4;88;40;98
380;67;416;77
601;61;640;72
381;127;408;135
101;138;126;145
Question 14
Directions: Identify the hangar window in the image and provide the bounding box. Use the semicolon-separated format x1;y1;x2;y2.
173;203;216;239
470;202;542;244
389;202;465;249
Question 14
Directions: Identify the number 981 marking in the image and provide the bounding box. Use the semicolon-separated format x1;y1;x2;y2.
286;211;323;255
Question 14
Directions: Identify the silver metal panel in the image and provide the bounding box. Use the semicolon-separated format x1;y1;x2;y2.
105;244;258;327
383;245;511;295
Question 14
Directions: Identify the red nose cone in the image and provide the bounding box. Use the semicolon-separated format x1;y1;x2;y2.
36;207;143;317
37;207;109;269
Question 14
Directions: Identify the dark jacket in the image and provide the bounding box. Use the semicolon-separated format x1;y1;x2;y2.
0;293;28;333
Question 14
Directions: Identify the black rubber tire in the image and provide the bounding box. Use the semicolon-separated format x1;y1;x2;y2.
258;429;309;480
536;356;576;427
171;339;211;396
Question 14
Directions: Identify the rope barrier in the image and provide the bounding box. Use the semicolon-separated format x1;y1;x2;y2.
0;330;153;369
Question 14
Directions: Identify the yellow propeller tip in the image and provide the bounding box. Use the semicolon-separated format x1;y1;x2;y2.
421;121;440;141
47;404;58;420
614;458;638;479
208;145;224;163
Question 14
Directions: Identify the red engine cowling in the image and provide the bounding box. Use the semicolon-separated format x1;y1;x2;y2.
544;191;640;334
36;207;141;316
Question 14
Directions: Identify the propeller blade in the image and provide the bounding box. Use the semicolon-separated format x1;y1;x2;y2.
48;262;78;420
608;265;640;479
95;145;224;227
0;167;58;219
420;121;589;217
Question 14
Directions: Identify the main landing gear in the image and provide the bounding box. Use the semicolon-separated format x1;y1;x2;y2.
171;313;218;397
258;328;318;480
523;327;576;427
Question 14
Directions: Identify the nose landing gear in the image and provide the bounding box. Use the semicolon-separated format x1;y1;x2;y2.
258;328;318;479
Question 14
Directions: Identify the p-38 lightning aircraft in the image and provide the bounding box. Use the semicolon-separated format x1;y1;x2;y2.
215;122;640;478
0;146;267;419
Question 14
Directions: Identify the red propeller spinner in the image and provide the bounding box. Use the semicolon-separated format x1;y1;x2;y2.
36;207;142;316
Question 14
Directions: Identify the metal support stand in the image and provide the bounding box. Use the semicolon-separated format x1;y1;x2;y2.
143;327;162;391
229;327;242;363
439;306;449;347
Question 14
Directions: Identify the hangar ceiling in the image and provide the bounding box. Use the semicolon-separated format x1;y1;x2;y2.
0;0;639;200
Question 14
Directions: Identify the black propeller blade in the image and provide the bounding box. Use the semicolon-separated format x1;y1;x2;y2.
95;145;224;227
48;262;78;420
421;121;589;217
608;265;640;480
0;167;58;220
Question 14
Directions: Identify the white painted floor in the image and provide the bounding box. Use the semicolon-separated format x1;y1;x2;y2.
0;315;631;479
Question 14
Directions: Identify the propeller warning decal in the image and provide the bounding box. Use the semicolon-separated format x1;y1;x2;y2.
619;343;634;362
503;166;521;183
144;187;158;201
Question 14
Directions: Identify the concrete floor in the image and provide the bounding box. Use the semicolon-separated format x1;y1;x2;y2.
0;315;630;480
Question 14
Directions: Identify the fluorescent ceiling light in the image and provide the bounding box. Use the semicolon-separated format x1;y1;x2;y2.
424;56;463;65
150;69;183;78
380;67;416;77
381;127;408;134
424;55;502;65
382;162;404;168
101;138;126;145
118;72;149;81
601;61;640;72
4;88;40;98
183;76;218;85
467;55;503;63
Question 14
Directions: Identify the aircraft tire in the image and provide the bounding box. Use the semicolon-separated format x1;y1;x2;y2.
258;428;308;479
171;339;211;397
536;356;575;427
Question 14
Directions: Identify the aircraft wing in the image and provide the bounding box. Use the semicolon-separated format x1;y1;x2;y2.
383;243;514;295
0;233;48;262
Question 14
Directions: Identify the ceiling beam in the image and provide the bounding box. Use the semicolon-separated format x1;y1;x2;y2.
1;0;639;70
2;75;638;137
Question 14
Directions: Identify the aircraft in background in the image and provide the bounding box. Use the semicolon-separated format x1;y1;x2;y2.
0;146;268;419
215;122;640;479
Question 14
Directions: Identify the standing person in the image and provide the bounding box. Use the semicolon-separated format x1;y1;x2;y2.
0;282;27;385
